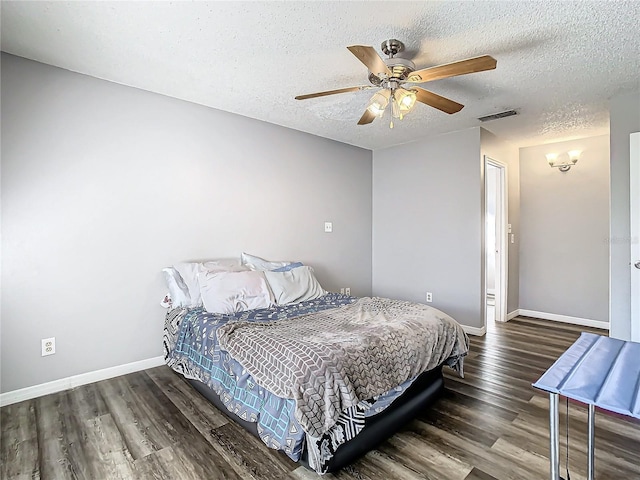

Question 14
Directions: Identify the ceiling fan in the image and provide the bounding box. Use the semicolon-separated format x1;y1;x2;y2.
295;39;497;128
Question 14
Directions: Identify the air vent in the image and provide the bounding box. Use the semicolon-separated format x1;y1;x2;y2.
478;110;518;122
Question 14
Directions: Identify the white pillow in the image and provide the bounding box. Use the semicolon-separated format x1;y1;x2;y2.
241;252;290;271
263;266;326;305
174;259;249;306
162;267;191;307
198;270;273;314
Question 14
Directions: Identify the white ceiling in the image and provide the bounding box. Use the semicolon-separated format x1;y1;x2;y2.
1;1;639;150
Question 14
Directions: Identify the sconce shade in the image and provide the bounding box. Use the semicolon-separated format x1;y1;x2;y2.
568;150;581;164
546;153;559;167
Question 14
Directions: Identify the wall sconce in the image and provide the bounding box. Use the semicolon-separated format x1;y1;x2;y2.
546;150;581;172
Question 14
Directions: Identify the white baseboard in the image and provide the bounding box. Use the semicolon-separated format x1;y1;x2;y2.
0;356;165;407
507;309;520;321
461;324;486;336
518;309;609;330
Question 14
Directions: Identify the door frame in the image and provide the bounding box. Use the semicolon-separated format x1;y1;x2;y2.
484;156;508;325
630;132;639;342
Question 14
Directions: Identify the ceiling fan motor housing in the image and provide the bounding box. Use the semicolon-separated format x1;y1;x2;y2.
368;57;416;85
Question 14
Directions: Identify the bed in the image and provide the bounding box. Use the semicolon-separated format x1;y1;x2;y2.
161;255;469;474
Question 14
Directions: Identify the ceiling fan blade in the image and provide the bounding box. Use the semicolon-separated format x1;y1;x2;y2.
408;55;497;83
295;85;372;100
413;87;464;114
347;45;391;77
357;109;377;125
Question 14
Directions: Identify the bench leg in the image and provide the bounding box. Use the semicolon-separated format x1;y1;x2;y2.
588;403;595;480
549;393;560;480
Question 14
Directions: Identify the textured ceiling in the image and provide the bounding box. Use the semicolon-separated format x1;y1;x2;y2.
1;1;639;150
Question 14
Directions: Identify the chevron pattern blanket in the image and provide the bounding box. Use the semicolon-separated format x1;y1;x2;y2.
217;296;469;438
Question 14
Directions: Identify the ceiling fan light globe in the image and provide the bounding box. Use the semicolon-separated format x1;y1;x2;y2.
401;90;417;106
368;103;386;116
394;88;417;116
401;95;414;108
368;90;390;117
391;98;400;119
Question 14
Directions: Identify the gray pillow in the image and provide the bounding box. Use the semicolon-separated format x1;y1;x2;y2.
264;266;326;305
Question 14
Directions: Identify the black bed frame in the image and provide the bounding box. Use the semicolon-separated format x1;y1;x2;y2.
186;365;444;473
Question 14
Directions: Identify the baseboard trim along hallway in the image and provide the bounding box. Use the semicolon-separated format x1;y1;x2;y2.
461;324;486;336
517;309;609;330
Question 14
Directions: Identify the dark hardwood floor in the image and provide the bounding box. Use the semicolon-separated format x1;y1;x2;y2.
2;317;639;479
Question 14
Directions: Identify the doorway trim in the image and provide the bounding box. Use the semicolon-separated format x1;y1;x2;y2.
484;156;509;326
630;132;639;342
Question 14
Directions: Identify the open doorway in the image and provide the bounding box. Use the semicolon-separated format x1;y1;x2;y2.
485;157;508;329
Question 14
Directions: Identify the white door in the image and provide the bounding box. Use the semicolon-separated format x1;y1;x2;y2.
630;132;640;342
484;157;508;325
486;166;497;299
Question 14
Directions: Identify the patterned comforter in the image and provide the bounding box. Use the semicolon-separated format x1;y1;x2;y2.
218;296;468;438
163;293;469;473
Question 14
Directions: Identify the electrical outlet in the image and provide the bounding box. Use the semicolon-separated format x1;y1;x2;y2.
345;287;351;296
426;292;433;303
340;288;345;294
324;222;333;233
41;337;55;356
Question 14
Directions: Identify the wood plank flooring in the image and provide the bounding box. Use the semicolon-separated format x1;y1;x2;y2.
2;317;639;479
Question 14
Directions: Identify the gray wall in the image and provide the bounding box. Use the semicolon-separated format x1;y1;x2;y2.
480;129;520;315
1;54;373;393
372;128;484;329
519;135;610;321
610;91;640;340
